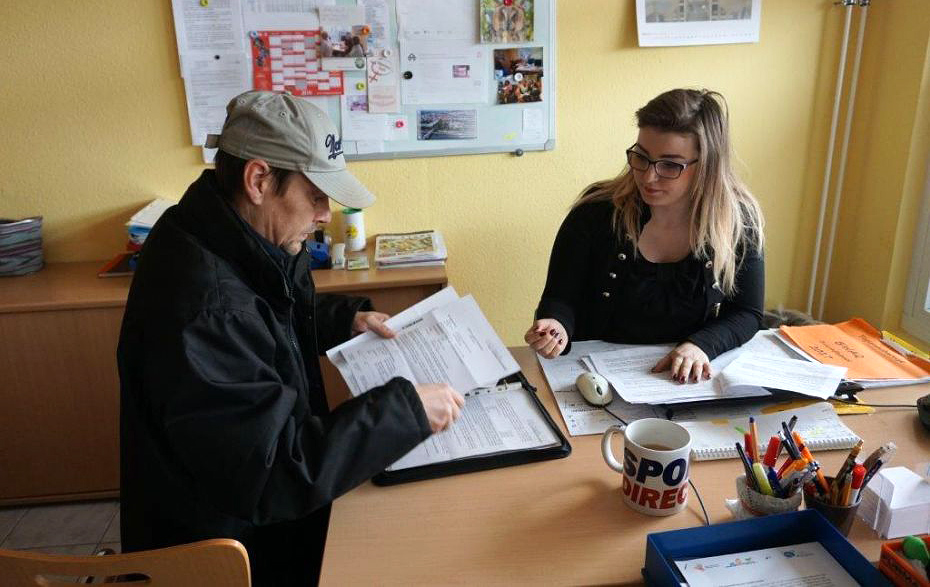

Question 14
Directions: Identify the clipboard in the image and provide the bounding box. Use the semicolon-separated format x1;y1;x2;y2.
372;372;571;486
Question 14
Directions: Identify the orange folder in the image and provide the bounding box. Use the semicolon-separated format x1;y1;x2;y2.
780;318;930;380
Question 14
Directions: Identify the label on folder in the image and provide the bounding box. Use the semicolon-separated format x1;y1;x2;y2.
674;541;857;587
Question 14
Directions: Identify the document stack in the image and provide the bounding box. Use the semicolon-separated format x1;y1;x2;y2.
98;199;174;277
374;230;447;268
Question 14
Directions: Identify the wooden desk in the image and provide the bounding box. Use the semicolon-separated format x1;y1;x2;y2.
0;260;445;506
321;347;930;586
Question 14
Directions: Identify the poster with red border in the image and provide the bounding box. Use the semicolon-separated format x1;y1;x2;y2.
249;30;343;96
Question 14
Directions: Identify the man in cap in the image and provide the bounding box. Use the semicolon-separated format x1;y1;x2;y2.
117;91;464;585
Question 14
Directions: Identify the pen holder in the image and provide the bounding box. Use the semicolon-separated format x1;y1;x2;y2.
728;475;802;520
803;477;859;537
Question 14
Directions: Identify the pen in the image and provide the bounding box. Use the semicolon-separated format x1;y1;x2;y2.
861;458;886;489
766;467;783;497
787;415;798;432
781;422;800;460
736;442;758;491
793;431;830;495
752;462;773;496
749;416;759;463
473;382;522;394
833;440;863;495
862;442;896;473
743;432;755;463
838;474;853;506
849;464;866;505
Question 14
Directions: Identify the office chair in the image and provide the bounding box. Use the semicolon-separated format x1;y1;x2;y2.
0;538;250;586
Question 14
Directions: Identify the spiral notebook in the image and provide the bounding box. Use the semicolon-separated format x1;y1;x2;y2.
678;402;861;461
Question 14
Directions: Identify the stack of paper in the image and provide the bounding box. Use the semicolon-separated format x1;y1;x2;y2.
538;330;849;437
858;467;930;538
326;287;517;396
374;230;447;268
586;339;845;405
778;318;930;388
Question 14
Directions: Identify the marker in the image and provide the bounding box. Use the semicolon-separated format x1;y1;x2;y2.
752;462;773;496
787;415;798;432
781;422;800;460
762;435;781;468
849;464;866;505
743;432;755;463
749;417;759;464
861;458;886;489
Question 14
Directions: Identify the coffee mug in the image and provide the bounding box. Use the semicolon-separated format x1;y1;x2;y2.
601;418;692;516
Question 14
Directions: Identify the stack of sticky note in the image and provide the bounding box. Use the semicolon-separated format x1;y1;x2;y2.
857;467;930;538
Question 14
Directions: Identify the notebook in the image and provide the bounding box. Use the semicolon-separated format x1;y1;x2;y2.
678;402;861;461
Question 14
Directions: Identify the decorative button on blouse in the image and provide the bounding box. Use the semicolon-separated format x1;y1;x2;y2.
602;291;611;298
705;260;713;269
609;272;617;279
617;253;627;261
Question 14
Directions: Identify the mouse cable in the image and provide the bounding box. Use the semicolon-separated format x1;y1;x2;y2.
602;407;710;526
831;397;917;409
688;479;710;526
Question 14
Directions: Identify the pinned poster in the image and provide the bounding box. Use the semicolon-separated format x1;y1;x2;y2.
249;30;343;96
183;52;251;145
399;40;487;105
366;46;401;113
171;0;245;76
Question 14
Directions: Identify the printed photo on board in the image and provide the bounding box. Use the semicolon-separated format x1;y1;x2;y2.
494;47;543;104
417;110;478;140
480;0;535;43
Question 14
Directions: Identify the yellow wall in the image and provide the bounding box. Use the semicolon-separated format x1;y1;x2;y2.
817;1;930;347
0;1;890;345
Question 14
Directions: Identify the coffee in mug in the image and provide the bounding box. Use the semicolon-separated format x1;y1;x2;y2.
601;418;692;516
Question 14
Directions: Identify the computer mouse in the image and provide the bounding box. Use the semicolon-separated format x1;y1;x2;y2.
918;394;930;431
576;372;612;406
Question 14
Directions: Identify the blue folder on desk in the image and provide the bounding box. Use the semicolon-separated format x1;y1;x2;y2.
642;510;890;586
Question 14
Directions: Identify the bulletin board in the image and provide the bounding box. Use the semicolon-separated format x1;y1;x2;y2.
172;0;555;162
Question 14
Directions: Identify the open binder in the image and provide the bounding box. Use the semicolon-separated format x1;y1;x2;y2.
373;372;571;486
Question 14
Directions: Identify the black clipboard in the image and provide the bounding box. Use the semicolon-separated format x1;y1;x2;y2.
372;372;571;486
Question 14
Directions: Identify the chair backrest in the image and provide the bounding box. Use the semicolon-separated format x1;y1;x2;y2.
0;539;250;586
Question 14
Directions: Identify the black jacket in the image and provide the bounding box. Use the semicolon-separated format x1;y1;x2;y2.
118;171;431;564
535;200;764;359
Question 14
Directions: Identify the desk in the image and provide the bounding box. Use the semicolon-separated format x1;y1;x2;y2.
321;346;930;585
0;260;445;506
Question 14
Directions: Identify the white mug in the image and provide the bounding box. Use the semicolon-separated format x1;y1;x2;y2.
601;418;692;516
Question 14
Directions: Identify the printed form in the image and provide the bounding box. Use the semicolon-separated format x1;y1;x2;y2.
388;385;560;470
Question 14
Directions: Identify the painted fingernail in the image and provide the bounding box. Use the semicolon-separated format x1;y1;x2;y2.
549;329;557;335
557;338;563;344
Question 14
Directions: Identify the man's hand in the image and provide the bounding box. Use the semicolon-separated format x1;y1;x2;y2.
652;342;711;383
524;318;567;359
414;383;465;433
351;311;394;338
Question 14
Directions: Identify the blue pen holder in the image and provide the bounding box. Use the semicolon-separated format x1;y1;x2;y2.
307;240;331;269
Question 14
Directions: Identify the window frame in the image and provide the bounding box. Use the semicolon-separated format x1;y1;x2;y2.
902;156;930;343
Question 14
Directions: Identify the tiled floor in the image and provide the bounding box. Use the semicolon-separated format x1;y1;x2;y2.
0;500;120;556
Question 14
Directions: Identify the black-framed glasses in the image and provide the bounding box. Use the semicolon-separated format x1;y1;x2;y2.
625;147;698;180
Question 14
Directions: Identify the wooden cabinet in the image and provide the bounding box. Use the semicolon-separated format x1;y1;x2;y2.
0;261;446;506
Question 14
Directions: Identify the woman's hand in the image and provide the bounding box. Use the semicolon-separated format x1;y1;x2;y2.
652;342;711;383
524;318;567;359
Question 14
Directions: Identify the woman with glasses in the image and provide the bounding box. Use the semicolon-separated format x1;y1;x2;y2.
525;89;765;384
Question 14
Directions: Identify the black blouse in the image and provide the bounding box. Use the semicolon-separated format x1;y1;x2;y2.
535;200;764;359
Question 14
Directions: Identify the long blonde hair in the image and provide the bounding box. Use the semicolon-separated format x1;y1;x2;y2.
575;89;764;296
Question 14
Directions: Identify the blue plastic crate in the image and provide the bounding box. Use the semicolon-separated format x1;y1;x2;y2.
642;509;889;586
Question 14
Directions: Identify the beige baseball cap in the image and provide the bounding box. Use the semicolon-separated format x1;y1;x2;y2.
205;91;375;209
